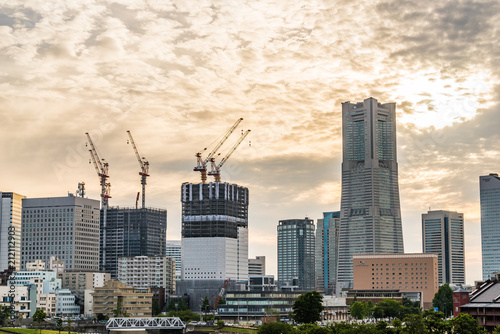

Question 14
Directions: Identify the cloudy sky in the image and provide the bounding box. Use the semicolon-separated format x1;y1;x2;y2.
1;0;499;284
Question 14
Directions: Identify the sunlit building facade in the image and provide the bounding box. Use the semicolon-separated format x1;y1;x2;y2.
315;211;340;295
480;173;500;280
0;192;25;272
337;98;404;293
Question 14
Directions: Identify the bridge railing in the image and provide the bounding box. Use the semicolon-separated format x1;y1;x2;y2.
106;317;185;330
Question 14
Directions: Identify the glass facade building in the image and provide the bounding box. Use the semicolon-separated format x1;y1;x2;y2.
337;98;404;292
100;207;167;279
480;173;500;280
422;210;465;284
315;211;340;295
277;218;315;291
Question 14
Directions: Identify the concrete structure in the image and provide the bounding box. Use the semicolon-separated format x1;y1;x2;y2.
9;271;58;287
48;256;65;275
422;210;465;284
84;289;93;316
315;211;340;295
101;207;167;279
346;289;404;306
277;218;315;291
181;182;249;282
352;253;439;309
248;276;276;291
480;173;500;280
55;289;80;316
217;290;303;323
20;194;100;271
460;272;500;332
118;256;175;294
322;296;348;322
92;280;153;317
0;192;24;272
0;284;36;318
26;260;45;272
338;98;404;292
165;240;182;280
60;271;110;310
248;256;266;276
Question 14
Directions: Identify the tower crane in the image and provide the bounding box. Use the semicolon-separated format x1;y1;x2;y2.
208;129;251;182
86;132;111;208
213;278;231;310
126;130;149;209
194;118;243;183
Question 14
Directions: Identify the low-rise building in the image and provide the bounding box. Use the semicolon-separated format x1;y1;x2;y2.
92;280;153;317
453;288;470;317
26;260;46;272
60;271;110;310
0;284;36;318
322;296;348;322
352;253;438;309
118;256;175;294
56;289;80;316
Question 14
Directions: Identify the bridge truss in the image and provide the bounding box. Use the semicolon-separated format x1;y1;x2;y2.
106;317;185;330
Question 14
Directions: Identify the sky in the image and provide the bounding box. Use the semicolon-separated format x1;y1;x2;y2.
1;0;499;285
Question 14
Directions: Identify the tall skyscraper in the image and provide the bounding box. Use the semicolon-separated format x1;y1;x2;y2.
315;211;340;295
20;194;100;271
0;192;24;272
100;207;167;279
422;210;465;284
480;173;500;280
277;218;315;291
166;240;182;280
181;182;248;281
337;98;404;292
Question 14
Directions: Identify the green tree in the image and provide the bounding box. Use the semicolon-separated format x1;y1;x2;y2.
32;309;47;334
451;313;485;334
432;283;453;317
494;325;500;334
167;300;177;312
422;309;451;333
258;321;296;334
372;299;402;320
350;301;369;319
0;305;11;327
66;318;73;334
217;320;225;329
177;298;188;311
292;291;324;324
202;296;210;313
152;300;160;316
402;314;424;334
56;318;64;334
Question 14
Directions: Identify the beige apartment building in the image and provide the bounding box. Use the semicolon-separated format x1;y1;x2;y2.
353;253;439;309
92;280;152;317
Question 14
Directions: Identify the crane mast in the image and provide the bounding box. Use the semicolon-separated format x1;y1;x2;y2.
86;132;111;208
208;129;251;182
127;130;149;209
194;118;243;183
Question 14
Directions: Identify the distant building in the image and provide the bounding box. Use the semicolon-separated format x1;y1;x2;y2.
165;240;182;280
60;272;110;310
337;98;404;292
248;256;266;276
480;173;500;280
48;256;65;275
26;260;46;272
181;182;249;281
453;288;470;317
322;296;348;321
352;253;439;309
460;272;500;332
0;192;25;272
21;194;100;271
118;256;175;294
277;218;315;291
55;289;80;316
422;210;465;284
92;280;153;317
248;275;276;291
100;207;167;279
0;284;36;318
315;211;340;295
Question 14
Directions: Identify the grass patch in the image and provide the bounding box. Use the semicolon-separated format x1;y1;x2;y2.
220;327;258;333
1;328;62;334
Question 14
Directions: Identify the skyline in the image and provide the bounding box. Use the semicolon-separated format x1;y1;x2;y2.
1;0;500;285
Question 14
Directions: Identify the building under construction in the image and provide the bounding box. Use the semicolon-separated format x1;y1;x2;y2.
100;207;167;279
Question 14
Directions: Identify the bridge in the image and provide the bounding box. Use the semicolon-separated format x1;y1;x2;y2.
106;317;185;331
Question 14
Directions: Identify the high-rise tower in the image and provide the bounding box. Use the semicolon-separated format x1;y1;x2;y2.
315;211;340;295
422;210;465;284
277;218;315;291
480;173;500;280
337;97;404;292
0;192;24;272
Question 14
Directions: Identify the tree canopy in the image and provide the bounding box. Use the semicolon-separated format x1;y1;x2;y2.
432;284;453;317
292;291;324;324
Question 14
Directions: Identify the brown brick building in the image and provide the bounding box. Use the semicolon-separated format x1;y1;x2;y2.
352;253;439;309
92;280;152;317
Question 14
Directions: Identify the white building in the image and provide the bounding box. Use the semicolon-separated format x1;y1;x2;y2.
26;260;46;272
165;240;182;280
0;192;25;272
0;285;36;318
56;289;80;316
118;256;175;294
248;256;266;276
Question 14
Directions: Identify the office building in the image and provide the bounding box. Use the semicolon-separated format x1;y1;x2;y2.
92;280;153;317
352;253;439;309
337;98;404;292
248;256;266;276
60;272;110;308
277;218;315;291
315;211;340;295
0;192;25;272
480;173;500;280
100;207;167;279
166;240;182;280
181;182;249;281
422;210;465;284
118;256;175;294
20;194;100;271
